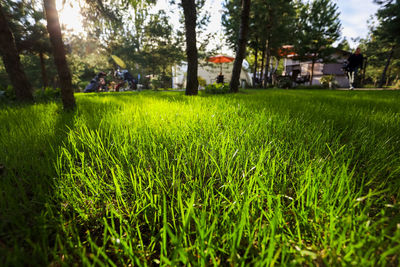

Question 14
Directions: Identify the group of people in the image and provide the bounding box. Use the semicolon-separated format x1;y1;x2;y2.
84;48;363;92
84;68;138;93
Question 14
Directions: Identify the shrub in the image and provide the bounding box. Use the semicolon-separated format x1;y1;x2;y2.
320;75;338;88
78;81;89;92
198;76;207;88
34;87;61;101
151;79;162;89
0;85;16;102
393;80;400;89
4;85;16;100
276;76;292;89
205;83;230;94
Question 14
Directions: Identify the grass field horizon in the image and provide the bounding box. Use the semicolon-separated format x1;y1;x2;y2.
1;89;399;266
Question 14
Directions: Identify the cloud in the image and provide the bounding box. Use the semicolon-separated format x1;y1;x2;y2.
335;0;378;45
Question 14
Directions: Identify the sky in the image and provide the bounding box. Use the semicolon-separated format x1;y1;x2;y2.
334;0;379;48
56;0;380;52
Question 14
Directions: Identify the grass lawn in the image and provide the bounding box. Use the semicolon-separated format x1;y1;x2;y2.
1;89;400;266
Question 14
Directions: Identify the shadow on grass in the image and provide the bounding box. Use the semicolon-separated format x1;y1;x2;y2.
0;102;76;265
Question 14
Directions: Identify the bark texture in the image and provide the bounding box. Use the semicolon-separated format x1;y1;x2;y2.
379;45;395;88
0;3;33;102
230;0;251;93
39;52;48;89
252;39;258;88
182;0;198;95
44;0;75;109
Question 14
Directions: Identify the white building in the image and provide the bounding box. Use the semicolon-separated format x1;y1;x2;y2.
172;60;252;89
282;48;351;87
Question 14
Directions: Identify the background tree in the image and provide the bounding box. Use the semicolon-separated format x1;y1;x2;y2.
373;0;400;87
337;37;351;52
294;0;341;85
0;0;57;90
223;0;296;88
140;11;185;88
0;2;33;102
356;2;400;88
80;0;185;90
43;0;75;109
230;0;251;93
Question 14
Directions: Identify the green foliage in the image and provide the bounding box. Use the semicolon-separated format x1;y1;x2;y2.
358;9;400;87
294;0;341;85
374;0;400;45
198;76;206;87
204;82;230;94
224;0;296;83
337;37;351;51
0;85;15;101
393;79;400;89
149;74;172;89
319;75;338;88
33;87;61;102
276;76;292;89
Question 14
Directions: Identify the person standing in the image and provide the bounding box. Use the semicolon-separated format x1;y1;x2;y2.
346;47;364;90
216;72;224;83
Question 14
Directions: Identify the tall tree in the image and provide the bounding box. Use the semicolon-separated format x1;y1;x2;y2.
294;0;341;85
373;0;400;87
2;0;53;89
223;0;296;88
230;0;251;93
0;2;33;102
181;0;198;95
43;0;75;109
260;0;296;87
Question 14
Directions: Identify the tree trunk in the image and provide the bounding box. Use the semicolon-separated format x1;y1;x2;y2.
263;42;270;88
386;66;391;86
272;58;279;86
44;0;75;109
252;40;258;88
309;60;315;86
39;51;48;90
181;0;198;96
378;45;395;88
361;56;367;87
0;3;33;102
260;45;265;86
230;0;251;93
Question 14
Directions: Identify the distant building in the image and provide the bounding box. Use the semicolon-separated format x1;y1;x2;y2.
281;46;351;87
172;60;252;89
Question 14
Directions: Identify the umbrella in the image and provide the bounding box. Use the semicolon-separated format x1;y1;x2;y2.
278;45;296;57
111;55;127;69
207;55;235;73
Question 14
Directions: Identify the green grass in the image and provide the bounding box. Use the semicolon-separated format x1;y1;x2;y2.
1;89;400;266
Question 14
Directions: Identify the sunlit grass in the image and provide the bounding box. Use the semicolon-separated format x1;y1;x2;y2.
1;89;399;265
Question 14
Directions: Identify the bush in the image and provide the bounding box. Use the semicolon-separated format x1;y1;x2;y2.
151;79;162;89
393;80;400;89
198;76;206;88
320;75;338;89
276;76;292;89
78;81;89;92
0;85;16;102
205;83;230;94
2;85;16;100
34;87;61;101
